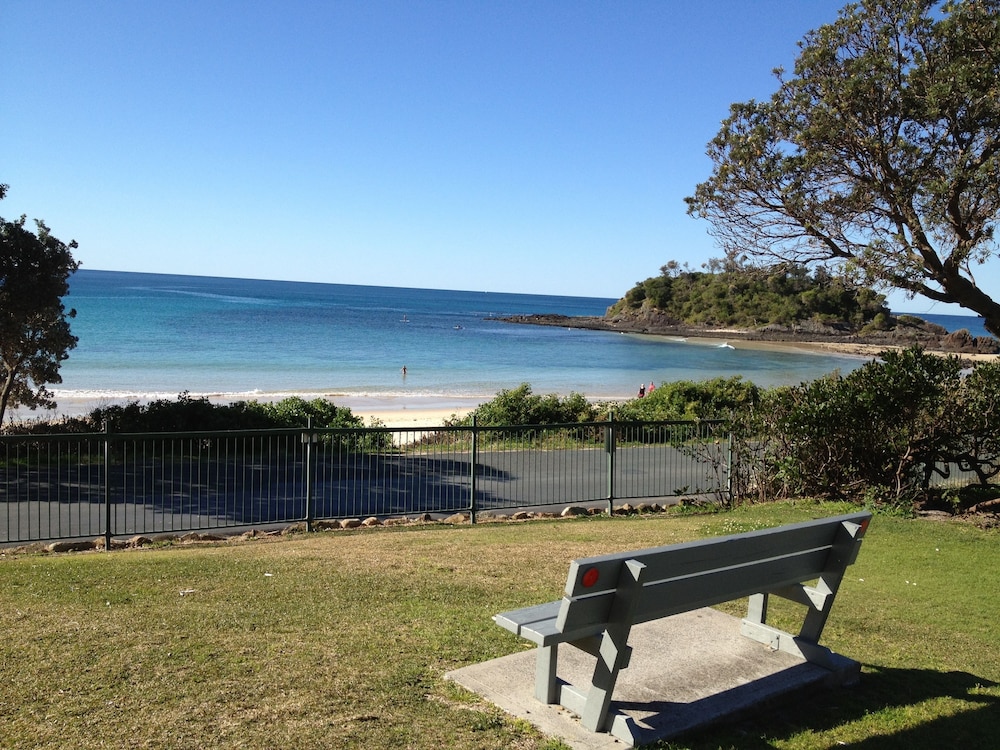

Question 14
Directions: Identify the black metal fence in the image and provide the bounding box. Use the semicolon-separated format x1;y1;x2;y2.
0;419;730;545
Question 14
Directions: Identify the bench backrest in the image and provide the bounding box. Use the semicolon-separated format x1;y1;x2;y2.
556;511;871;635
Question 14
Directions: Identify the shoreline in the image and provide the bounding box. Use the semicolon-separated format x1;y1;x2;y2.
501;312;1000;358
770;338;999;362
29;338;996;429
39;393;489;429
626;334;999;362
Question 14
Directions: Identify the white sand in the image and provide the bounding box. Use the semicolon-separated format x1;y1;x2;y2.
353;405;476;427
36;393;481;428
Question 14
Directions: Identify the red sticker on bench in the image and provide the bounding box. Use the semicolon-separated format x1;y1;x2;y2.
582;567;599;588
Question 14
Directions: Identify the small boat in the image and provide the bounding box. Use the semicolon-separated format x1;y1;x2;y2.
718;342;735;349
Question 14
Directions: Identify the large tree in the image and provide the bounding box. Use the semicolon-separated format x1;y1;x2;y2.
686;0;1000;336
0;184;81;423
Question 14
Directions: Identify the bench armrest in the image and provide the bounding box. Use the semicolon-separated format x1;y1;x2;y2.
495;600;605;646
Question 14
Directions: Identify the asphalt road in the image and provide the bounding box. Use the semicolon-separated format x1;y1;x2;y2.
2;443;728;545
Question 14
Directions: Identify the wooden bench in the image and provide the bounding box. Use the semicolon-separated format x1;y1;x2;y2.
494;511;872;738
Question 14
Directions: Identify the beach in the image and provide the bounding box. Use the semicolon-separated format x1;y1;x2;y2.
355;404;475;427
316;397;481;428
775;338;1000;362
38;336;995;429
339;338;997;426
41;336;822;426
29;271;993;429
42;393;483;428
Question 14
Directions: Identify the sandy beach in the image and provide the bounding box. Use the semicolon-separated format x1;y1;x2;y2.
684;335;1000;362
42;393;482;429
344;400;479;427
771;338;1000;362
37;338;995;429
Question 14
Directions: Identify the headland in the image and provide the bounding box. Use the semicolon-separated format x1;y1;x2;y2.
498;312;1000;362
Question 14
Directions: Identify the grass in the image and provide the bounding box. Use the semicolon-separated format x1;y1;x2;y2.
1;502;998;749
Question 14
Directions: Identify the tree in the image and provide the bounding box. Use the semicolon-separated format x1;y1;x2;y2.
686;0;1000;336
0;184;81;423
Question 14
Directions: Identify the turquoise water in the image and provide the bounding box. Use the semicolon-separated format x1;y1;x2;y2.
49;269;981;410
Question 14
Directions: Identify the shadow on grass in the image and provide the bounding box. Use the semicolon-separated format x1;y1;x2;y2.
671;665;999;749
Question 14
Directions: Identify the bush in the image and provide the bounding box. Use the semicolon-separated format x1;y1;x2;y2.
460;383;599;427
613;376;760;422
737;347;973;506
235;396;366;430
25;393;370;433
859;310;892;334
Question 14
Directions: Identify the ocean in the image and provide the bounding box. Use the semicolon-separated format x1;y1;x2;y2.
43;269;990;415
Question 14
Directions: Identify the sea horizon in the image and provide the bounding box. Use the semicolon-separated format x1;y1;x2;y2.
21;269;991;420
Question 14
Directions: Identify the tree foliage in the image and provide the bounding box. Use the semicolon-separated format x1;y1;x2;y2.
738;347;1000;507
686;0;1000;336
0;185;81;423
610;262;889;328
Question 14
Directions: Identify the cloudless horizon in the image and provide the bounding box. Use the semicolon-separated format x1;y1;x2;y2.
2;0;982;315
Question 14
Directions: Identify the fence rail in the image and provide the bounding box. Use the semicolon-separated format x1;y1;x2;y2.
1;419;730;545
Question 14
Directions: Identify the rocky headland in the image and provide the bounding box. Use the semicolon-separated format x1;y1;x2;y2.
499;310;1000;357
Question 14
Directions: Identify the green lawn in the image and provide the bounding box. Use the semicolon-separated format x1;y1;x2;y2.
1;502;997;749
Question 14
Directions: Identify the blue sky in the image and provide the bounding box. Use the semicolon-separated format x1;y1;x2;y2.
2;0;967;312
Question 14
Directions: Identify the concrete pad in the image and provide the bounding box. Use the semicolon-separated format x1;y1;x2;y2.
446;608;859;749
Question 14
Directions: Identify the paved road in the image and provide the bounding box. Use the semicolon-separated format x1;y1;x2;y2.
2;443;728;545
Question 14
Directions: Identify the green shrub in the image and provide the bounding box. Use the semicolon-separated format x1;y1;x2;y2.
859;310;892;334
237;396;366;429
79;393;367;433
736;347;984;506
613;376;760;422
460;383;599;427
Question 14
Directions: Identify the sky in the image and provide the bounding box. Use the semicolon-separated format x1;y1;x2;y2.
0;0;975;313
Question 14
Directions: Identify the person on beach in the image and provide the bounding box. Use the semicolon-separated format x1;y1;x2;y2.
638;383;645;398
648;381;655;393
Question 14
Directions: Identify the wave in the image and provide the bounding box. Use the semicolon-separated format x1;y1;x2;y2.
44;387;499;419
51;388;267;402
50;386;509;403
153;288;278;306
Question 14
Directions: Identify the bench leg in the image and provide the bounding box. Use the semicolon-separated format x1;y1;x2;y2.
747;592;769;625
800;518;865;644
579;624;628;731
580;559;646;733
535;644;559;704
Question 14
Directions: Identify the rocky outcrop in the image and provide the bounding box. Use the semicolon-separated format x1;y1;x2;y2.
497;312;1000;355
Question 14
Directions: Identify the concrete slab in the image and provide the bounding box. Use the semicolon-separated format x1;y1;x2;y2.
446;608;859;749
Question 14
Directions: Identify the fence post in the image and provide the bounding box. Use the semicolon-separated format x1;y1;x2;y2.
605;410;616;516
303;416;314;532
726;428;734;506
103;421;112;550
469;415;478;524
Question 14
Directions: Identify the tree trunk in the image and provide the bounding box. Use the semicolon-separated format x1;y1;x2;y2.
939;274;1000;339
0;369;15;426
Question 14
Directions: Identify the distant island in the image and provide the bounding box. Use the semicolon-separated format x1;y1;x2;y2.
502;264;1000;356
